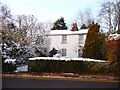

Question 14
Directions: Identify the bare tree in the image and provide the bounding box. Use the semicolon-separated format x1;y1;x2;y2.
0;2;13;33
15;15;38;46
75;8;94;29
0;2;12;22
35;21;52;51
99;0;120;33
0;2;12;42
15;14;52;52
114;1;120;31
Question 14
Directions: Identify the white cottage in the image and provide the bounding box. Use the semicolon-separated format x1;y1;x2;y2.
47;28;88;58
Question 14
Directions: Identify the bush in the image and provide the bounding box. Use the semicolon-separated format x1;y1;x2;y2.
82;23;105;60
28;60;120;76
106;35;120;62
2;61;16;73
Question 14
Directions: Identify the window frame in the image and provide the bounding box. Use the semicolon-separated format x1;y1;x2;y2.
78;34;84;44
78;49;82;57
61;49;67;57
62;35;67;44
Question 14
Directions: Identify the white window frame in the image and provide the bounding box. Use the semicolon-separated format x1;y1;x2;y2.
78;49;82;57
62;35;67;44
61;49;67;57
79;34;84;44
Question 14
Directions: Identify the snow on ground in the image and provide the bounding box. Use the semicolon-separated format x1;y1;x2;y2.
15;65;28;72
29;57;106;62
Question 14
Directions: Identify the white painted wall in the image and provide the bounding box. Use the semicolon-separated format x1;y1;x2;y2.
48;30;88;58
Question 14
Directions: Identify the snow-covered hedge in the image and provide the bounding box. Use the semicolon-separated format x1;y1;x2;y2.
29;57;105;62
28;57;119;75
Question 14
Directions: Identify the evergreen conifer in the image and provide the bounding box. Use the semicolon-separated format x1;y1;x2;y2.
80;24;88;29
51;17;67;30
82;22;104;60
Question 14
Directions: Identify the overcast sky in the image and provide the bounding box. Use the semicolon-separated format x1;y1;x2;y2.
2;0;102;24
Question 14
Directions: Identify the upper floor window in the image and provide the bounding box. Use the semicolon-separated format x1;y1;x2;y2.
62;35;67;44
79;35;84;44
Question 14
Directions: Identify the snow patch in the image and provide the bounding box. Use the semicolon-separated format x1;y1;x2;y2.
15;65;28;72
107;34;120;41
29;57;105;62
48;29;88;35
4;59;16;63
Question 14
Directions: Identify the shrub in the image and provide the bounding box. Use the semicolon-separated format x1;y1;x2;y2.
106;35;120;62
82;23;104;60
2;61;16;73
28;59;119;76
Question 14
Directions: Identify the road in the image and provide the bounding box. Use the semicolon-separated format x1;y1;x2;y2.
2;77;119;88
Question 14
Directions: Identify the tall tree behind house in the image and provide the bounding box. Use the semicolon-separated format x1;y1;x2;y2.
51;17;67;30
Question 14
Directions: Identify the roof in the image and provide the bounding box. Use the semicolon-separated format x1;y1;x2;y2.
107;34;120;41
48;29;88;36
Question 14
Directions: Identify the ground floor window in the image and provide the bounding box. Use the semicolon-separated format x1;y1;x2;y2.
78;49;82;57
61;49;67;57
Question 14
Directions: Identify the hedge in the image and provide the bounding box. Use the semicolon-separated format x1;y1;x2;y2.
28;59;120;76
2;61;16;73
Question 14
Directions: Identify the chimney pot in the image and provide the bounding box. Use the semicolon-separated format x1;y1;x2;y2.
71;23;78;31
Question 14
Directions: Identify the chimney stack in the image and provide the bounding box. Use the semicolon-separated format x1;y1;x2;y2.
71;23;78;31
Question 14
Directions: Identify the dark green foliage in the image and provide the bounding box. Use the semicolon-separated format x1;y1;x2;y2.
80;24;88;29
82;23;105;60
28;60;120;76
2;61;16;73
100;34;107;60
51;17;67;30
28;60;90;74
49;48;58;57
117;30;120;34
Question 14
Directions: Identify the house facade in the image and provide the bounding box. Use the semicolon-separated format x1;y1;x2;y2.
48;29;88;58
